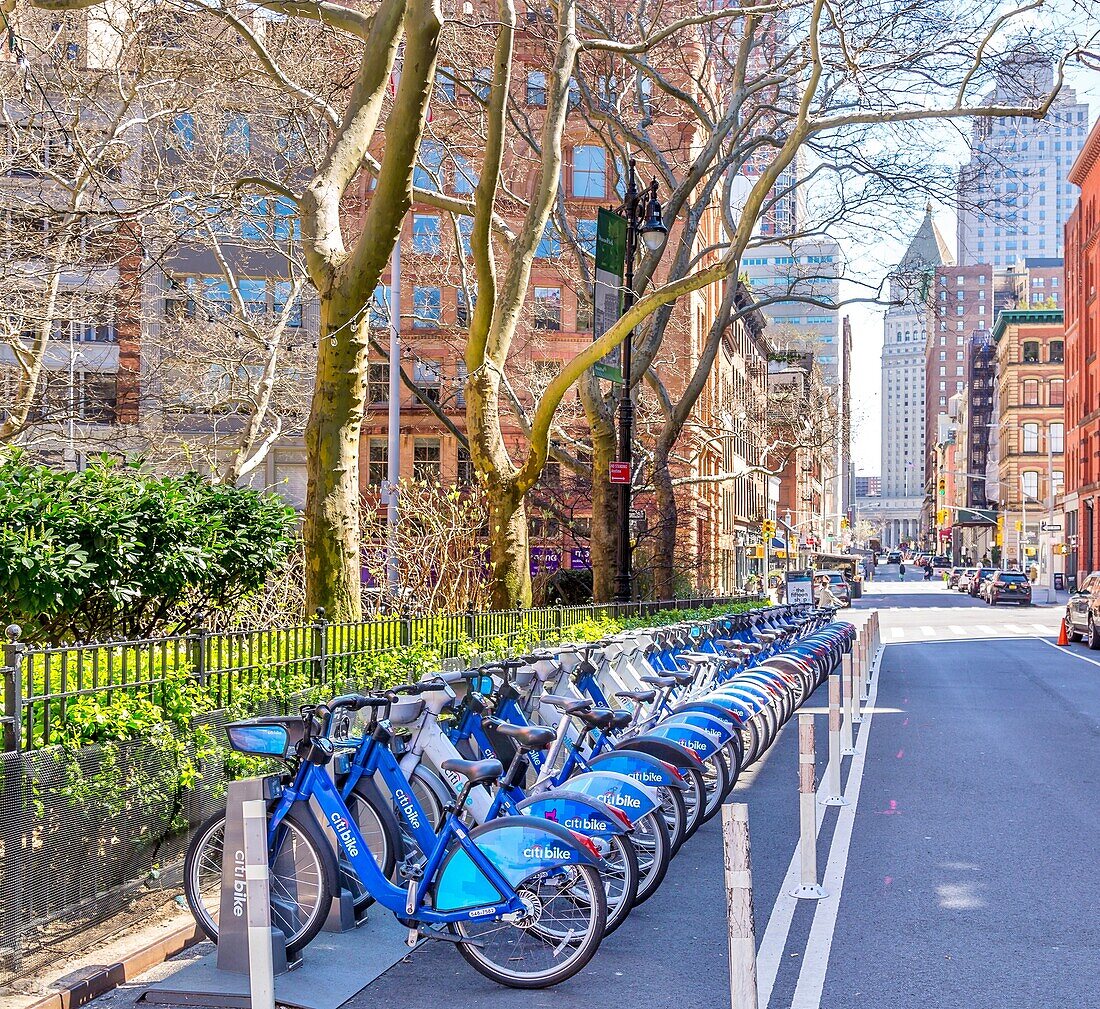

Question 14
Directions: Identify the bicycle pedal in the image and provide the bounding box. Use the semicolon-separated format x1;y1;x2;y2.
405;925;418;947
397;859;424;881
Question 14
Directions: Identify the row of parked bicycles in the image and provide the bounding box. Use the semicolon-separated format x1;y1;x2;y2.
183;604;856;988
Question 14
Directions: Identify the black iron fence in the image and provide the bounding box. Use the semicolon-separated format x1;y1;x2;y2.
0;594;749;983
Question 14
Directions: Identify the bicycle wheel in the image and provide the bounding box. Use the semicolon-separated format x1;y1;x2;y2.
697;748;731;824
453;863;606;988
629;808;672;905
657;782;688;854
676;763;708;842
600;832;640;935
183;805;336;959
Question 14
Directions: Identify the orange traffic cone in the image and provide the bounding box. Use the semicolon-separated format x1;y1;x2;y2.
1057;618;1069;647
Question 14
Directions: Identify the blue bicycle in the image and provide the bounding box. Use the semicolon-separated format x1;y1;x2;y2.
183;691;607;988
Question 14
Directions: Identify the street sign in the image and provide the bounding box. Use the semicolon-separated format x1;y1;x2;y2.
609;462;631;484
1040;522;1062;532
593;208;627;383
629;508;645;521
1069;534;1079;547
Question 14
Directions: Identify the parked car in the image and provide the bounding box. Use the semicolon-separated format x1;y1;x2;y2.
956;567;979;592
932;555;952;568
986;570;1032;606
970;567;999;598
887;551;902;564
1065;571;1100;648
947;567;964;588
819;571;852;607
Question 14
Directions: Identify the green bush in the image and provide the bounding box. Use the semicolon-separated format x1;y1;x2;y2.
0;452;297;643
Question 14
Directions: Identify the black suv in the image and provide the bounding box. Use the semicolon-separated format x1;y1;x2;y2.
1066;571;1100;648
986;571;1032;606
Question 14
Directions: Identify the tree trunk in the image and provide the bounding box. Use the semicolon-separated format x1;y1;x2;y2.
652;438;677;601
303;294;368;620
580;377;618;602
488;484;532;609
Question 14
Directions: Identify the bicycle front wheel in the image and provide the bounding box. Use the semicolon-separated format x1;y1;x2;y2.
183;804;336;958
452;863;606;988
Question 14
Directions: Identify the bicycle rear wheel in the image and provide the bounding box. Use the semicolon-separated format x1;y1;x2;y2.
629;808;672;904
452;863;606;988
183;805;336;959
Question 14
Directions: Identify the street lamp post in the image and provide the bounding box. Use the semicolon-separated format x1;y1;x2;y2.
614;160;666;603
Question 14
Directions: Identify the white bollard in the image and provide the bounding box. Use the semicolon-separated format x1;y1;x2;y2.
822;670;848;806
841;652;856;755
722;804;759;1009
852;642;864;724
242;798;277;1009
791;713;827;899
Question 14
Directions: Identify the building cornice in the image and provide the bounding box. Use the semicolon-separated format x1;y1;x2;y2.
990;308;1064;342
1069;116;1100;186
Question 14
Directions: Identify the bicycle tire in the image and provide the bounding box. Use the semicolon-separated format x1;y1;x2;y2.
452;862;606;988
183;803;336;959
601;831;640;935
630;808;672;905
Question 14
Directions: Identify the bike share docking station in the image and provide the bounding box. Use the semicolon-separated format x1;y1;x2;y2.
140;776;412;1009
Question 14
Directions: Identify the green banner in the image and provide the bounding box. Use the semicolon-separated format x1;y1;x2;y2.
593;208;627;383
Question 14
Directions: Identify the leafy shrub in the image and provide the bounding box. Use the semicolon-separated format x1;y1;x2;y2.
0;452;297;643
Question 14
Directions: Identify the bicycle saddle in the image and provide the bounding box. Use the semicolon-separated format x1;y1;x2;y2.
615;689;657;704
542;694;593;714
640;674;677;688
608;709;632;731
488;720;555;750
440;757;503;784
574;707;616;731
679;653;711;667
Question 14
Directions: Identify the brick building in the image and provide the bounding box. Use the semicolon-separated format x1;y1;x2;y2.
1064;118;1100;582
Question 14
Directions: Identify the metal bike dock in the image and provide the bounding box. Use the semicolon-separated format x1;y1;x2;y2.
139;778;413;1009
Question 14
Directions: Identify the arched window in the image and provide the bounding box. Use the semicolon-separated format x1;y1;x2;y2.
1021;470;1039;500
1022;423;1039;453
1022;379;1039;405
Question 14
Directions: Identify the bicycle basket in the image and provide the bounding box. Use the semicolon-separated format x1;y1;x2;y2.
225;715;306;758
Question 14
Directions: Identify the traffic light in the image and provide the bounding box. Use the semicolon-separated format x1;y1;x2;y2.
937;509;948;525
840;517;849;530
937;478;946;495
761;519;776;539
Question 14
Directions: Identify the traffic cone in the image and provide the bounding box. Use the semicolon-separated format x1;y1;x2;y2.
1057;618;1069;647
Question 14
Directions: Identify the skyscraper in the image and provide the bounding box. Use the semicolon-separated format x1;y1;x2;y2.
878;206;951;546
956;50;1090;267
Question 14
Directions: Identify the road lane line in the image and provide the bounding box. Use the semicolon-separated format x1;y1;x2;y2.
789;630;885;1009
920;625;936;637
889;627;904;639
948;625;968;635
1003;623;1027;634
1031;623;1052;634
977;624;999;636
1039;638;1100;667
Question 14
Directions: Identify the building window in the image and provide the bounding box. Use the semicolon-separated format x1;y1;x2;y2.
412;214;441;254
572;145;606;198
526;71;547;106
1021;470;1039;500
576;294;593;331
413;286;442;328
1022;341;1039;363
413;438;441;482
1049;340;1064;364
1022;422;1039;453
536;221;561;258
170;112;196;152
1022;379;1039;405
457;444;475;486
368;363;389;404
369;285;390;329
1050;379;1065;406
225;113;251;155
534;286;562;330
368;438;388;485
1050;422;1064;454
413;359;442;403
435;67;456;102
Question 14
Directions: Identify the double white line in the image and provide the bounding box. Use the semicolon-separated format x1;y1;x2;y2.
757;644;884;1009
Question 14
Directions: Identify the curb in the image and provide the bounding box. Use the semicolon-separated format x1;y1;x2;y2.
23;922;203;1009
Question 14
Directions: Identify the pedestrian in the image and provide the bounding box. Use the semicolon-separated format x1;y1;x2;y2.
899;561;906;578
981;552;990;566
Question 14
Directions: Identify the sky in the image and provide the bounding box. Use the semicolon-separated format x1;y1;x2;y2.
840;64;1100;479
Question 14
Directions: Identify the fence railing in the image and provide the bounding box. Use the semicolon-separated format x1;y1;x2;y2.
1;595;748;752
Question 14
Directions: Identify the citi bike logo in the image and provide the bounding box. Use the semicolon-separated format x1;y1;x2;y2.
523;843;574;860
232;849;247;918
564;816;609;831
601;790;641;810
633;770;666;784
330;811;360;857
394;788;421;829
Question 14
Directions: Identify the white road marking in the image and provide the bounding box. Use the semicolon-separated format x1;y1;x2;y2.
1031;623;1053;634
920;625;936;637
1003;623;1028;634
976;624;999;636
948;625;968;635
1039;638;1100;667
788;644;884;1009
889;627;904;639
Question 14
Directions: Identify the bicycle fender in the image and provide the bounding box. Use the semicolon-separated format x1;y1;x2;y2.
612;733;705;771
644;722;721;760
588;748;688;790
563;770;661;823
434;815;602;912
660;710;737;746
515;789;630;838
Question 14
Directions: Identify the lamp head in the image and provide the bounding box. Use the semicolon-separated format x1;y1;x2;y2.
640;179;667;252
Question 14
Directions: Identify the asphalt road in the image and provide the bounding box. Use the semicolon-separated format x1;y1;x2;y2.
95;570;1099;1009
